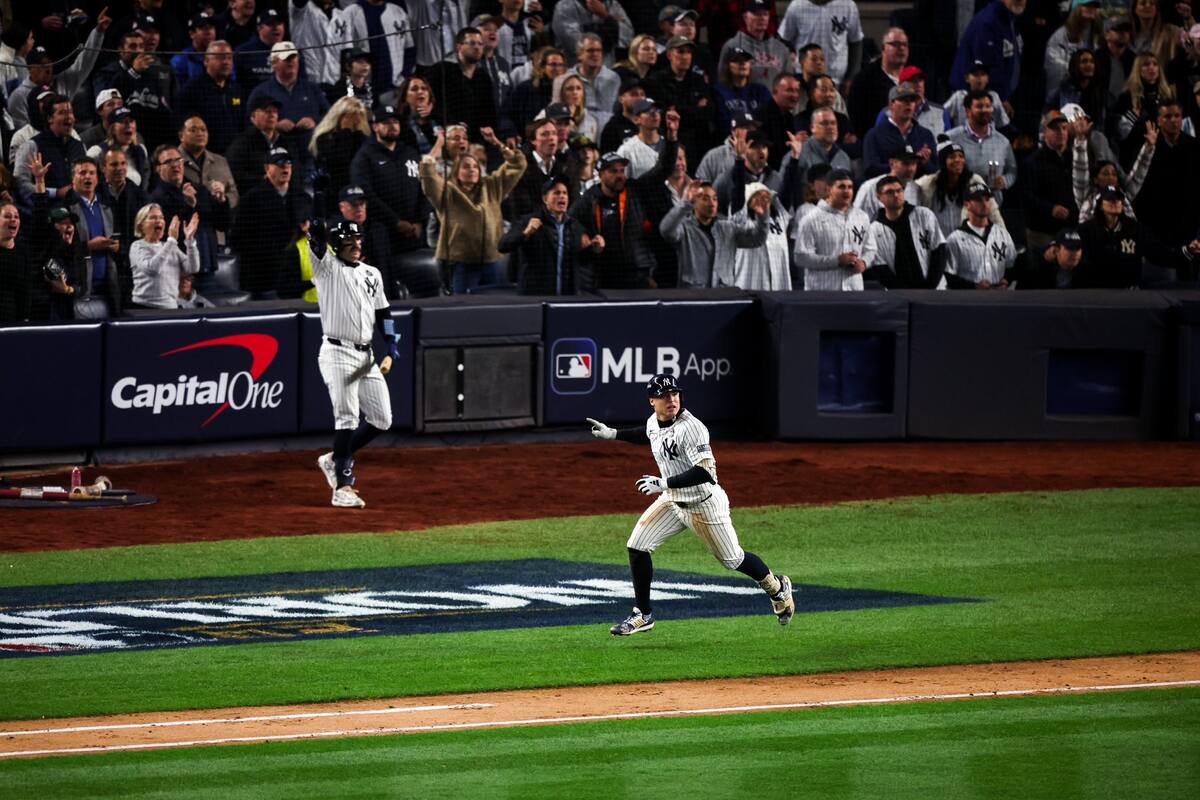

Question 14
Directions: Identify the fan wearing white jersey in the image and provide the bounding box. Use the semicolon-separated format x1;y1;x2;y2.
587;373;795;636
310;220;402;509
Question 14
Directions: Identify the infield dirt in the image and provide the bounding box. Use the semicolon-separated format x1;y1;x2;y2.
1;440;1198;552
2;652;1196;759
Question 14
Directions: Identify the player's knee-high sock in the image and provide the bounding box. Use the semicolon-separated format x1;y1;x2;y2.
628;547;653;613
349;422;384;455
736;551;781;594
333;429;354;488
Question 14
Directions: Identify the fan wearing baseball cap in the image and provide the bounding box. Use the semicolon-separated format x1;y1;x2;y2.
943;183;1019;290
1074;183;1199;288
713;47;772;135
717;0;791;90
1021;110;1078;249
7;10;109;130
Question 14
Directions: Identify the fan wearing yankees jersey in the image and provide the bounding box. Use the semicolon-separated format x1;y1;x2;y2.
867;175;948;289
310;219;402;509
587;374;795;636
943;184;1018;290
794;168;877;291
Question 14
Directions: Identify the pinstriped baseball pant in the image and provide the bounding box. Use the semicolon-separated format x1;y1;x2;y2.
318;340;392;431
627;485;746;569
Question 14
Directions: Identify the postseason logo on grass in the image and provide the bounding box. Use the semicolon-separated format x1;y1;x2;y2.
0;560;979;657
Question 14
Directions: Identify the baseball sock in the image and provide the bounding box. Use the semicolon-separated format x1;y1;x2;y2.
737;552;782;594
349;422;384;455
627;548;653;614
333;429;354;488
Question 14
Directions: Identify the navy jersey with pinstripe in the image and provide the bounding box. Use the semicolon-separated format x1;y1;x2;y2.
630;409;745;569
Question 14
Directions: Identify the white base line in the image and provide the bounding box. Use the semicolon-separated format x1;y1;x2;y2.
2;679;1196;759
0;703;495;737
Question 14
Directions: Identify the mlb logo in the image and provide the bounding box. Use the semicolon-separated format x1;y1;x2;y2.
556;353;592;379
550;338;597;395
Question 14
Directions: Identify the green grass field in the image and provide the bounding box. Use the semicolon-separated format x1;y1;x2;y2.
1;488;1198;796
3;689;1197;799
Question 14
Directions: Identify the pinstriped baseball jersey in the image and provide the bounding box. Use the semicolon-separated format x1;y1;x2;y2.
944;222;1016;285
645;409;718;504
870;205;947;286
312;248;388;344
794;200;877;291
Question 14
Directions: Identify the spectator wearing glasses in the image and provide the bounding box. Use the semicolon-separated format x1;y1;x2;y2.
570;33;620;131
847;27;910;139
177;40;244;155
148;144;230;276
505;46;567;140
420;27;499;146
867;175;948;289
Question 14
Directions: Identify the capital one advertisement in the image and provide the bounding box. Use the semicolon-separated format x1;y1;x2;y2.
543;300;757;424
104;314;300;444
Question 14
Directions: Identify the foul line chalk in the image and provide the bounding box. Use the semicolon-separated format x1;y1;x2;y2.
0;703;495;737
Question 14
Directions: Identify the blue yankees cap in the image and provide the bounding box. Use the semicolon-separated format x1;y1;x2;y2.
647;373;681;397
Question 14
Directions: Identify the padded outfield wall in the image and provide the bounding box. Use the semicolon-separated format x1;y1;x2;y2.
2;290;1198;453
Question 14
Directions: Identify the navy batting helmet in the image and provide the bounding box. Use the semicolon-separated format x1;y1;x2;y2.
646;373;680;397
329;220;362;248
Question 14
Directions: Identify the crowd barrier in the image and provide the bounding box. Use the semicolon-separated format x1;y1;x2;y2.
3;290;1198;454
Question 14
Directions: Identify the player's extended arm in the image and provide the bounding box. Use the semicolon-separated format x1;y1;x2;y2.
376;311;402;375
587;418;649;444
636;465;714;495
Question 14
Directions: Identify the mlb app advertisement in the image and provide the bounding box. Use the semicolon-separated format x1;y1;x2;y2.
544;301;755;424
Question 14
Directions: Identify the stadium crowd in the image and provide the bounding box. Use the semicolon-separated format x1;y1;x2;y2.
1;0;1199;321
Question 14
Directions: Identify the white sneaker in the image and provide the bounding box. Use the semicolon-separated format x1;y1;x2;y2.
317;452;337;489
771;576;795;626
331;485;365;508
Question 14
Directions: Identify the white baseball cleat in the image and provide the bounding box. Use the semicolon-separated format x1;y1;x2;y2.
317;452;337;489
771;575;795;626
331;485;365;508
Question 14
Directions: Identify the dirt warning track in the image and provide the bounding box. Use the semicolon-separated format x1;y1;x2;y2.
2;652;1196;759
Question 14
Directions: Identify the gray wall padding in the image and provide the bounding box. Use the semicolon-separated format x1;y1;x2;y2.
905;290;1173;439
759;292;910;439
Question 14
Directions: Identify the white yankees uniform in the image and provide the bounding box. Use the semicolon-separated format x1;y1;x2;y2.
944;221;1017;286
794;199;877;291
627;409;745;569
313;248;392;431
870;205;948;288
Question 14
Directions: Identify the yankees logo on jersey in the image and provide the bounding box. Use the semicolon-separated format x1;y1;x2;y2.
919;230;932;250
831;16;849;35
646;410;717;504
851;225;865;245
990;240;1008;261
313;249;389;344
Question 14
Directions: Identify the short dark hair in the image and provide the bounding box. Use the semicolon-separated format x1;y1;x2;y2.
71;157;100;174
41;93;71;118
120;29;144;47
455;26;482;44
964;89;992;109
798;43;823;60
541;177;569;195
152;143;181;166
875;175;903;195
826;168;853;185
1156;99;1183;115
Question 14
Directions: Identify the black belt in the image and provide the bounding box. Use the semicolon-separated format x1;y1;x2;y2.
674;493;712;509
326;337;370;352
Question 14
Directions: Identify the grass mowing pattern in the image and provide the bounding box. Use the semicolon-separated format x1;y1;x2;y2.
2;689;1197;798
0;488;1197;720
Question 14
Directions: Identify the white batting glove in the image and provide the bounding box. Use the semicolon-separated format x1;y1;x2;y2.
586;417;616;440
636;475;667;495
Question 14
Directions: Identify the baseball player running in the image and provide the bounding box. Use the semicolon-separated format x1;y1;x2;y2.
588;374;795;635
310;219;401;508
